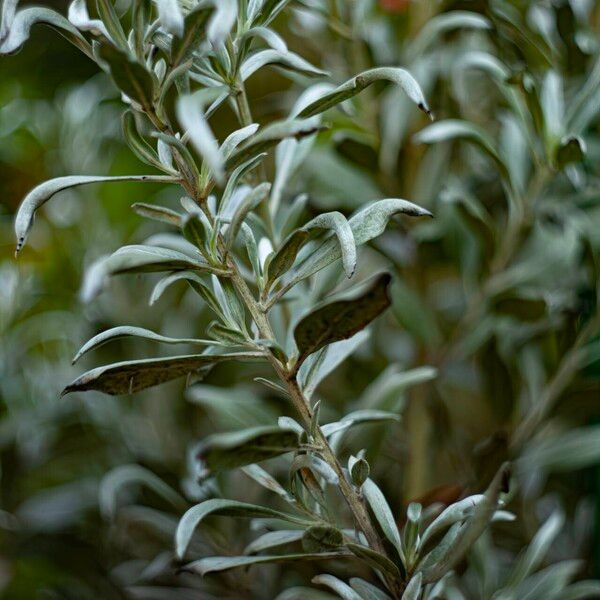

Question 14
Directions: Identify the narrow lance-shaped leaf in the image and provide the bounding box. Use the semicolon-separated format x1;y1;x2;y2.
346;543;402;579
72;326;215;364
62;352;264;396
99;464;187;518
195;425;300;476
298;67;431;119
177;90;226;185
240;48;328;80
226;182;271;248
244;530;304;555
280;198;431;296
265;211;356;292
14;174;175;254
401;572;423;600
362;477;402;554
415;119;510;182
350;578;393;600
170;5;213;67
175;498;312;559
0;6;92;57
183;552;349;576
99;43;156;110
68;0;109;37
206;0;236;47
312;575;362;600
132;202;183;227
294;273;392;367
96;0;128;48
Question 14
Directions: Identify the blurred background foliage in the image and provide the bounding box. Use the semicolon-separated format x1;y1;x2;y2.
0;0;599;598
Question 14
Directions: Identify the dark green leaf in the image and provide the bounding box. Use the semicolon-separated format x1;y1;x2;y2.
302;526;343;553
346;543;402;579
294;273;392;366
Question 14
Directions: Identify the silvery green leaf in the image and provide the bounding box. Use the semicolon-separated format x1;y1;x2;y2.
566;57;600;135
99;43;156;110
312;574;362;600
415;119;510;182
241;26;287;53
240;49;327;80
156;0;183;36
220;123;259;158
181;212;212;255
321;410;400;437
290;454;339;485
68;0;109;37
153;131;201;183
175;498;310;559
362;477;402;552
0;0;17;43
72;326;214;364
185;552;348;576
143;233;201;258
14;174;174;254
541;70;564;144
293;273;392;367
0;6;91;57
170;5;213;66
62;352;263;396
560;580;600;600
401;572;422;600
406;11;491;60
226;118;323;172
251;0;293;26
266;210;356;291
177;90;225;184
241;464;295;503
220;153;266;215
132;202;182;226
520;426;600;472
149;271;221;314
226;183;271;248
278;416;304;435
122;110;175;173
512;560;582;600
206;0;236;47
422;463;509;583
503;510;564;590
301;331;370;400
244;530;304;554
298;67;430;119
281;198;431;293
195;425;299;475
96;0;128;48
157;138;174;169
349;578;392;600
99;464;186;518
100;244;216;276
420;494;485;547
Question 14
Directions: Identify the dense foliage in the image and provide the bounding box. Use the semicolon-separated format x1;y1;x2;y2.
0;1;599;598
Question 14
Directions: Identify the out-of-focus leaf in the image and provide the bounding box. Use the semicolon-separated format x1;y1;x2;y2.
298;67;431;119
195;425;299;475
520;426;600;472
68;0;108;37
293;273;392;367
555;136;586;169
206;0;236;47
362;477;402;552
14;174;174;254
99;43;156;110
72;326;214;364
282;199;431;292
322;409;400;437
156;0;183;36
99;464;186;518
312;574;362;600
503;510;564;589
415;119;510;182
62;352;264;395
175;498;311;559
406;11;491;60
177;90;225;184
